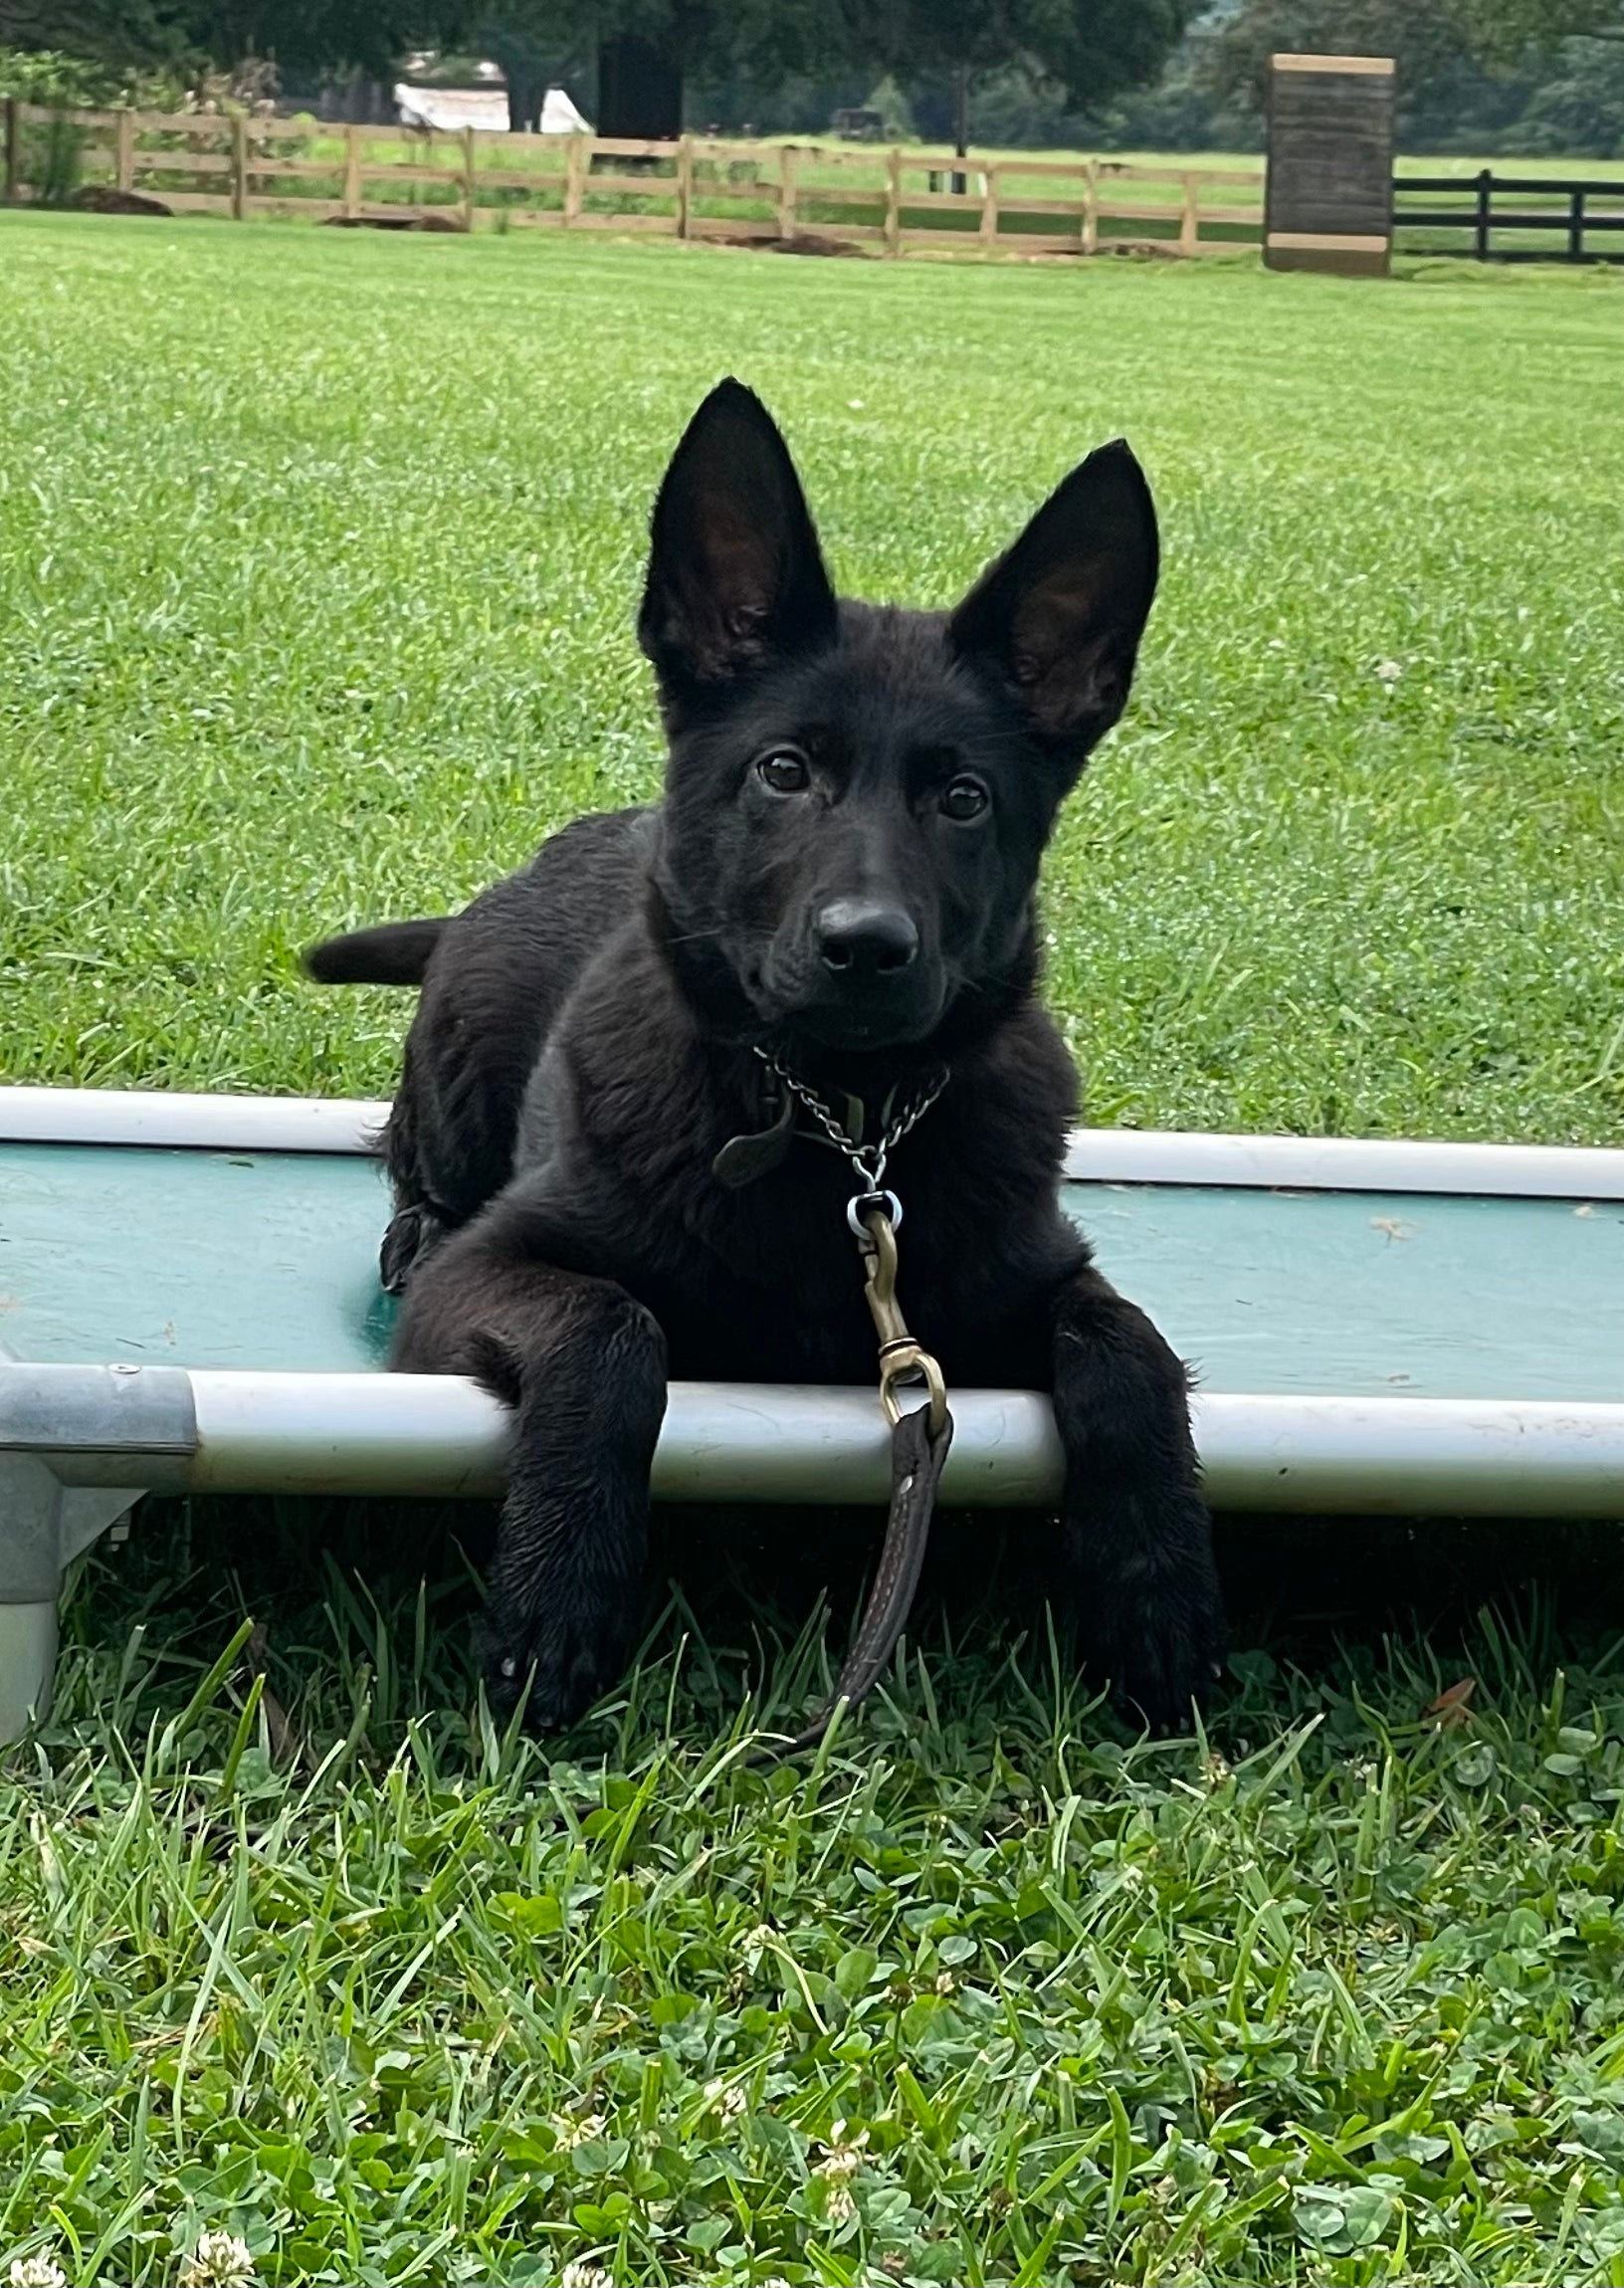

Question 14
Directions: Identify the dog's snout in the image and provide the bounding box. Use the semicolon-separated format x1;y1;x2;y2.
815;900;919;977
781;895;940;1049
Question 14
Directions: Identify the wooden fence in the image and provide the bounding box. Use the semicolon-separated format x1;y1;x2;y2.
1;103;1264;259
1393;170;1624;265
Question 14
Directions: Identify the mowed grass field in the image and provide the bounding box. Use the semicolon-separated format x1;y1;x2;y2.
3;214;1624;2286
4;217;1621;1136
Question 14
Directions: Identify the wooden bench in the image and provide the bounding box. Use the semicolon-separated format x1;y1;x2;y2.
4;1088;1621;1739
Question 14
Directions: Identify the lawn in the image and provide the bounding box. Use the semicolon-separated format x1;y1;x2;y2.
2;214;1624;2286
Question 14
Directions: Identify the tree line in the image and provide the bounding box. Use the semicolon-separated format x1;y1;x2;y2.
1;0;1620;154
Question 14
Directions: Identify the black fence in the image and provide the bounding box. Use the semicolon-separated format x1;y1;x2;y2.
1393;170;1624;263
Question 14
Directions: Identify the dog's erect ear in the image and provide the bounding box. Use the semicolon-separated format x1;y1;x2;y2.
948;440;1158;759
639;379;838;695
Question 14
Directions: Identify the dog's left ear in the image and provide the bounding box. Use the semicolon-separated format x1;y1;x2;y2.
948;440;1158;761
639;378;838;697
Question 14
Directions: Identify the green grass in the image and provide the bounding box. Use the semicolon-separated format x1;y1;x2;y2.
3;215;1624;2284
2;215;1620;1137
17;1515;1624;2287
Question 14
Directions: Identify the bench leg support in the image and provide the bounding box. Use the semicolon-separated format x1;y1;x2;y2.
0;1454;141;1743
0;1598;59;1741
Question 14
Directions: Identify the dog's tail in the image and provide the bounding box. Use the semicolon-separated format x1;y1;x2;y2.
303;919;448;986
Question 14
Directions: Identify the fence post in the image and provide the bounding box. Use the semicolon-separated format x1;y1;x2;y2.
1568;185;1585;262
1083;159;1099;255
564;132;585;227
343;123;360;218
884;145;901;255
230;111;247;221
3;98;19;203
979;164;998;249
461;123;476;231
115;105;134;194
1474;167;1491;262
676;130;693;238
776;141;796;242
1179;170;1198;256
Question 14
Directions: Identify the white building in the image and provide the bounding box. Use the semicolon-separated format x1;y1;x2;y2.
393;70;592;135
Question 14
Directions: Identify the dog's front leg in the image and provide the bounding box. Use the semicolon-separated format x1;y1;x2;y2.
393;1220;668;1730
1050;1263;1225;1733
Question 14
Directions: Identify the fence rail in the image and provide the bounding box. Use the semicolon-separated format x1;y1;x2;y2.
1393;169;1624;264
2;102;1264;260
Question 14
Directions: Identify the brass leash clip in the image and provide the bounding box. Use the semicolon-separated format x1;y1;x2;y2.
855;1201;948;1437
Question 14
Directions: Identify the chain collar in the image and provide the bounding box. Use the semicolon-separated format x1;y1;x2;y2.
752;1045;947;1223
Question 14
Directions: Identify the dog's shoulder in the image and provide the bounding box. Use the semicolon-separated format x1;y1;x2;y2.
939;998;1079;1186
517;918;715;1172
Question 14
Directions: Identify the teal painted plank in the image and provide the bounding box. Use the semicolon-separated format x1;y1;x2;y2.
0;1143;1620;1399
0;1144;397;1372
1079;1182;1622;1402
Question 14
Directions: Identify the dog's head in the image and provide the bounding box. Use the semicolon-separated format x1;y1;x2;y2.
641;380;1158;1063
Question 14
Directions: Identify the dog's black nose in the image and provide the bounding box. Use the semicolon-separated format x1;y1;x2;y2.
815;901;919;977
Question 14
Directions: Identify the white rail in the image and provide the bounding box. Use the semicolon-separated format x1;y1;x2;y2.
8;1364;1623;1518
3;1088;1621;1199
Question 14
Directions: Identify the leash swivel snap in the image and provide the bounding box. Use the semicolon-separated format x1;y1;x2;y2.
856;1202;948;1438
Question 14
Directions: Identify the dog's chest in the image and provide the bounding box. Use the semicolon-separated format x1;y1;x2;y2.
516;1020;1073;1385
632;1134;1059;1385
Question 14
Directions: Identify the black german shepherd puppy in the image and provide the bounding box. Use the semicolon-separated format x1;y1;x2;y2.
306;379;1224;1735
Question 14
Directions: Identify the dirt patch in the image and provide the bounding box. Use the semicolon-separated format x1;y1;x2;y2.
774;233;866;258
69;186;173;217
712;231;866;258
322;212;466;233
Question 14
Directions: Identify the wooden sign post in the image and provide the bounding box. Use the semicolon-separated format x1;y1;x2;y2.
1265;53;1395;277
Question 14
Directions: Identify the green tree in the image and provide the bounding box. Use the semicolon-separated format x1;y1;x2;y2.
466;0;1200;145
1515;34;1624;146
1206;0;1624;128
0;0;446;84
866;0;1199;156
1204;0;1462;122
451;0;587;129
1468;0;1624;62
0;0;195;74
198;0;444;80
451;0;868;136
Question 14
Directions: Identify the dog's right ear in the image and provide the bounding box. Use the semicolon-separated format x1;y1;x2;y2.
639;379;838;698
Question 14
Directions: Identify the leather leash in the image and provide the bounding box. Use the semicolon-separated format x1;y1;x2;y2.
726;1051;954;1756
774;1201;953;1752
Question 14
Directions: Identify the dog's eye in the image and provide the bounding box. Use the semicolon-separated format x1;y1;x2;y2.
756;749;810;794
940;775;990;821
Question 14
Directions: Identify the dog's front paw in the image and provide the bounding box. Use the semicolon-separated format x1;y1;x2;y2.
476;1598;634;1734
1103;1586;1226;1738
1072;1495;1226;1736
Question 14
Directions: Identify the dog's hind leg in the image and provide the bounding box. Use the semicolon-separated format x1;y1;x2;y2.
1048;1266;1225;1735
379;1201;453;1294
375;1036;460;1294
393;1211;668;1731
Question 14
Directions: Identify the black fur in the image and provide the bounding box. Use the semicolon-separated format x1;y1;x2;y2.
305;379;1224;1735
